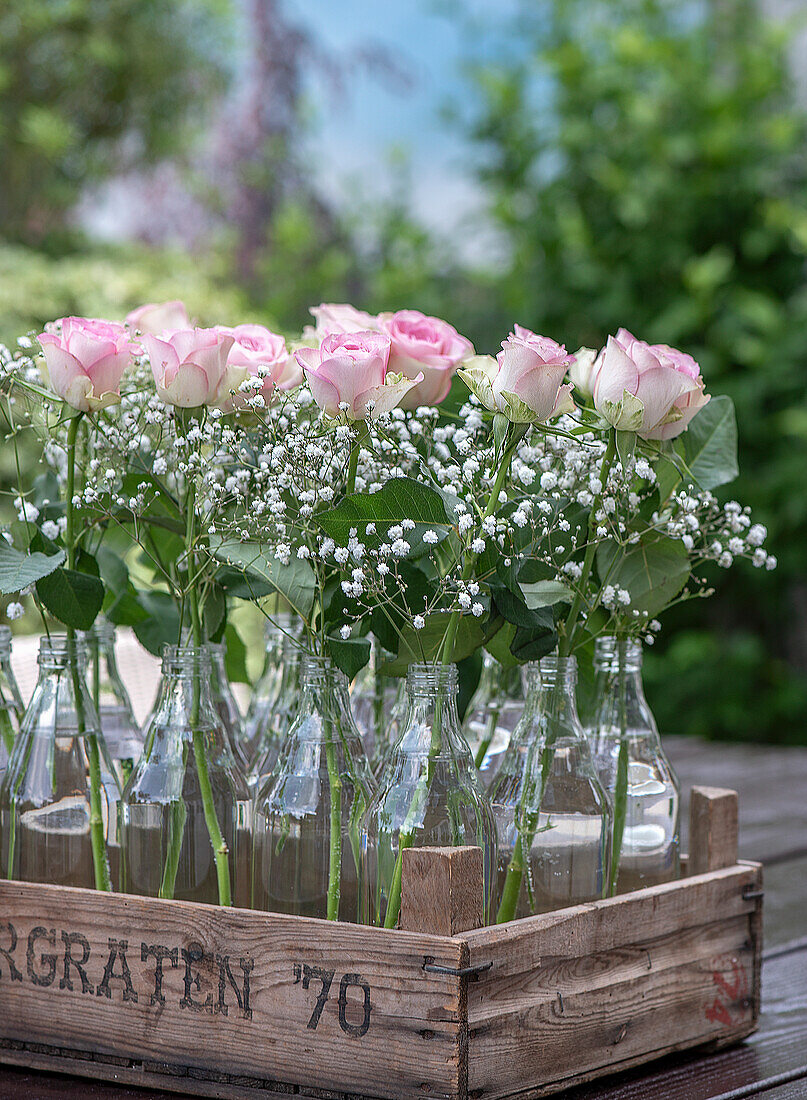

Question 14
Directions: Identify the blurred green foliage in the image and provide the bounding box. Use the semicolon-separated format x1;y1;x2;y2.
1;0;805;741
0;0;231;244
450;0;807;742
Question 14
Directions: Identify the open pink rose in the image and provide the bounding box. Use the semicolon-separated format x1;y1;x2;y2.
380;309;473;409
295;331;423;421
458;325;575;423
213;324;302;411
310;303;380;338
125;300;190;335
141;328;234;408
592;328;710;440
37;317;138;412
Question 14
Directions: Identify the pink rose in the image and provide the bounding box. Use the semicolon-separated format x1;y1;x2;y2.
213;324;302;411
125;300;190;335
141;328;234;408
458;325;575;423
380;309;474;409
37;317;138;412
310;303;380;338
295;331;423;421
592;328;710;440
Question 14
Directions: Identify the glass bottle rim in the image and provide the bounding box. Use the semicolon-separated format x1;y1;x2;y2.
593;635;643;670
160;643;213;674
406;662;459;693
84;615;115;644
538;654;577;682
38;633;88;666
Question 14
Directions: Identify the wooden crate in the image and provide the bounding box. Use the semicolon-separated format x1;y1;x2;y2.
0;786;762;1099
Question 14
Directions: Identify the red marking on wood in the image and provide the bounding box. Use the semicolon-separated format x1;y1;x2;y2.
704;954;750;1028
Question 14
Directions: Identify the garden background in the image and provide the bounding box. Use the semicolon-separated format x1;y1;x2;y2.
1;0;805;743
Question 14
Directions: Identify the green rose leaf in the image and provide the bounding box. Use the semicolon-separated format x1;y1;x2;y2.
36;566;105;630
224;622;250;684
316;477;451;557
211;539;316;620
677;394;738;490
596;532;690;618
380;612;493;675
326;633;371;680
519;579;574;608
132;591;182;656
0;543;66;595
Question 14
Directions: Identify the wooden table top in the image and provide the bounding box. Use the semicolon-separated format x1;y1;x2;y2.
0;734;805;1099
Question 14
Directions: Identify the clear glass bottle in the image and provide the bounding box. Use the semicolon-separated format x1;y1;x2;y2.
589;636;680;894
496;655;612;921
208;641;250;773
0;625;24;784
0;635;120;889
463;654;524;788
252;655;374;922
247;626;301;797
362;663;497;928
120;645;251;907
371;678;407;780
84;617;142;789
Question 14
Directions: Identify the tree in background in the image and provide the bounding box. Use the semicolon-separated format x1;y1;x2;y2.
0;0;231;246
458;0;807;741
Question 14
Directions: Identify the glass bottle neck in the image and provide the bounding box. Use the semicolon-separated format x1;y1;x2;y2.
593;638;658;738
397;664;465;756
534;656;584;743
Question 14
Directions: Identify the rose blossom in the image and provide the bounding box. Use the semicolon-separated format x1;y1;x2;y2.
310;303;380;338
37;317;138;412
592;328;710;440
295;331;423;421
379;309;473;409
458;325;575;423
213;324;302;411
141;328;234;408
125;300;190;335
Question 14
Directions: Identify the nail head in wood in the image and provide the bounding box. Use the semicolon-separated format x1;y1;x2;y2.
399;845;484;936
689;786;738;876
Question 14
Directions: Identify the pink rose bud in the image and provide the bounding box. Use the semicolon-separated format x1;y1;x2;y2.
592;328;710;440
37;317;138;412
213;324;302;411
295;331;423;421
380;309;474;409
125;300;190;335
310;303;381;338
141;328;234;408
567;347;599;398
458;325;575;423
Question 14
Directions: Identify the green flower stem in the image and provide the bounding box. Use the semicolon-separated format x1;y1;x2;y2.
496;737;553;924
186;463;232;908
609;636;629;896
383;830;414;929
65;411;112;893
346;421;369;497
558;428;617;657
0;703;15;755
324;717;343;921
441;427;524;666
495;834;524;923
159;798;187;899
474;702;501;771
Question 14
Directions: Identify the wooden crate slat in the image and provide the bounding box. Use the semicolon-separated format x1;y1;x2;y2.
462;862;760;959
466;913;757;1098
0;881;465;1100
